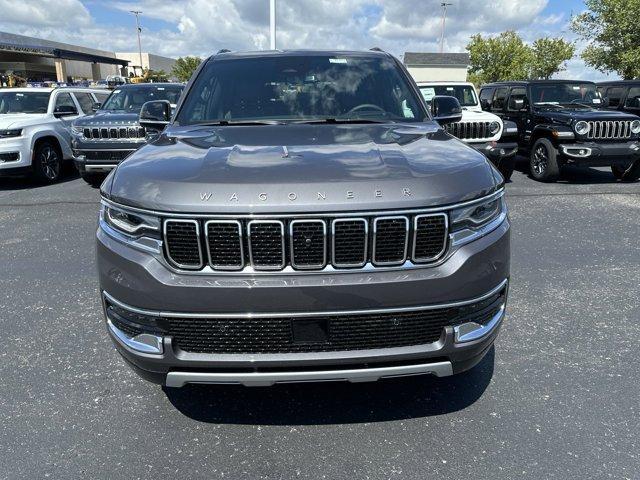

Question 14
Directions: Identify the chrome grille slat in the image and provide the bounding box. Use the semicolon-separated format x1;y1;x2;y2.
81;125;145;140
163;219;203;270
290;220;327;269
447;121;493;140
248;220;286;270
586;120;632;140
413;214;448;262
372;216;409;266
332;218;368;268
205;220;244;270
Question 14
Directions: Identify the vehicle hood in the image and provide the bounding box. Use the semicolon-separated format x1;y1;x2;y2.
460;109;501;122
535;107;639;124
75;111;140;126
0;113;50;129
107;123;499;214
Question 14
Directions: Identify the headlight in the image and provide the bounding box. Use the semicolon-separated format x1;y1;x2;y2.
489;121;500;135
574;121;590;136
0;128;22;138
631;120;640;134
101;202;160;238
451;194;505;232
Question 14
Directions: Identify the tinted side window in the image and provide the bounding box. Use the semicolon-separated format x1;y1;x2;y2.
606;87;625;107
74;93;95;113
479;88;494;110
624;87;640;109
507;87;528;111
54;92;76;111
491;87;509;111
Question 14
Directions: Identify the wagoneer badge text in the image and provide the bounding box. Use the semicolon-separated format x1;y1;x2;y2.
199;188;413;202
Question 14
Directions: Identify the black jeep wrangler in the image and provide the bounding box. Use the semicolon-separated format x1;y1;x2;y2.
597;80;640;116
479;80;640;182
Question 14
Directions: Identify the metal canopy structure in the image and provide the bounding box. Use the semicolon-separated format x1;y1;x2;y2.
0;41;129;66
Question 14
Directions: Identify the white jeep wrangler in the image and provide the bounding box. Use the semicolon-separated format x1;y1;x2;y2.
417;81;519;180
0;87;108;183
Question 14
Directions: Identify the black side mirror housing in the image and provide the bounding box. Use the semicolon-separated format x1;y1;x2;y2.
92;102;101;112
480;98;491;111
139;100;171;131
601;96;611;108
510;98;525;111
431;95;463;125
53;105;78;117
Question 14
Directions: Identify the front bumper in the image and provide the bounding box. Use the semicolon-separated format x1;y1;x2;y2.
97;213;510;387
558;141;640;166
72;138;142;173
0;137;32;175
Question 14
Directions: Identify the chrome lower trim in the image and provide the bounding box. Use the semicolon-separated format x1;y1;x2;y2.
107;319;163;354
86;164;118;171
454;303;505;343
560;146;592;158
165;360;454;387
101;278;508;319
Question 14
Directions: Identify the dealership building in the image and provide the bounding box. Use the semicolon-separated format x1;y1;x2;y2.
0;31;176;83
404;52;470;82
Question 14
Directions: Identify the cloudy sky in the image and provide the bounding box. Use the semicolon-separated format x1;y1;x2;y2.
0;0;616;80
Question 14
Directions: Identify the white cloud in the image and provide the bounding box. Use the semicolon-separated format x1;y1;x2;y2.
0;0;617;80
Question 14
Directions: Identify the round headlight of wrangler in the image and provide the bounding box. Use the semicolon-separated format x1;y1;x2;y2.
489;121;500;135
574;121;590;136
631;120;640;134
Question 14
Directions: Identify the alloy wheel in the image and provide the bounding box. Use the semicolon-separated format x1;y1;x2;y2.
39;146;60;180
532;145;548;176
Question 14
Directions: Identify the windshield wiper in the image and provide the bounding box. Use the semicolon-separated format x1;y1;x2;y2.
292;118;390;124
193;120;285;126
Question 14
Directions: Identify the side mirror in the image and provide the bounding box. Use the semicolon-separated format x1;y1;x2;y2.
480;98;491;111
139;100;171;131
510;98;525;111
430;95;463;125
54;105;78;117
601;96;611;108
92;102;101;112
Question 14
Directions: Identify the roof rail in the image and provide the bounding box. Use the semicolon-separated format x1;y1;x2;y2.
370;47;385;53
217;49;231;54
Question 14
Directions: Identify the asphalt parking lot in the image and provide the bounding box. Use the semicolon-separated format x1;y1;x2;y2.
1;161;638;480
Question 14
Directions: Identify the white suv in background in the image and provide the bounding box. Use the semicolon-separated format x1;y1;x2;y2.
417;81;519;180
0;87;109;183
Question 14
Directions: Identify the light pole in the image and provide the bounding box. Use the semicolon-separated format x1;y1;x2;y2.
130;10;144;75
439;2;452;54
270;0;277;50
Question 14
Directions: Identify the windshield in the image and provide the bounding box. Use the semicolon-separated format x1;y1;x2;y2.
419;85;478;107
530;83;602;107
101;85;184;113
0;91;51;114
175;54;426;125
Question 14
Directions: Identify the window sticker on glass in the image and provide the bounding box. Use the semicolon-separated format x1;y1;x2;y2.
420;87;435;102
113;90;121;94
329;58;348;64
592;98;601;104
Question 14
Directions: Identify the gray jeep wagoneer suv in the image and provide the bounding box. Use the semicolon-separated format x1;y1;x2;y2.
97;50;510;387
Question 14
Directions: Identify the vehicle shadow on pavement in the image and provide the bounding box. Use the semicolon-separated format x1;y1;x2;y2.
163;347;494;425
513;157;624;184
0;165;79;191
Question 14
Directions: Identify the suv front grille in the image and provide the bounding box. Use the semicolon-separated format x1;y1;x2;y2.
162;213;449;272
83;125;146;140
162;288;505;354
445;121;493;140
586;120;633;140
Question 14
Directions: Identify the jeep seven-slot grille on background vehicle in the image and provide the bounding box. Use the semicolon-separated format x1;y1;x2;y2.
445;121;493;140
83;126;146;140
163;213;449;272
585;120;634;140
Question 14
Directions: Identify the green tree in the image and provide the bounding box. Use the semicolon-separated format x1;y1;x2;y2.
571;0;640;79
530;37;575;79
171;56;202;82
466;31;574;84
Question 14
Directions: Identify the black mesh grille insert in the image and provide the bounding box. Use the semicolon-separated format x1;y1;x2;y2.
165;289;506;354
248;221;284;268
206;221;243;269
414;214;447;261
84;150;132;161
291;221;326;268
164;220;202;268
333;219;367;266
373;217;408;264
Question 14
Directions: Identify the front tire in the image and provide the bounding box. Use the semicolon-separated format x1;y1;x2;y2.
80;172;106;188
33;141;62;183
611;163;640;182
529;138;560;182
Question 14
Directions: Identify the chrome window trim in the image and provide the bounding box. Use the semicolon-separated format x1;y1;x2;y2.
101;278;508;319
371;215;409;266
204;219;244;271
100;188;505;219
289;219;327;270
75;148;138;152
331;218;368;268
412;213;449;263
163;218;204;270
247;220;286;270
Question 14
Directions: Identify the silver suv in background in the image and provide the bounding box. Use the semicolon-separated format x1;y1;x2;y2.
0;87;108;183
97;50;510;388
